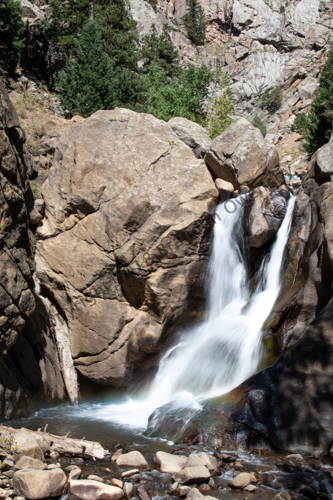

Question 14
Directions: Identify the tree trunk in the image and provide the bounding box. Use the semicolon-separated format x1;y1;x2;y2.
89;0;94;20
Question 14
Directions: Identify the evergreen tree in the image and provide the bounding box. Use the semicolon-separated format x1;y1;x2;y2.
58;21;116;117
303;48;333;155
48;0;90;50
140;24;179;77
205;71;236;139
0;0;25;76
252;114;267;137
182;0;206;46
139;62;212;123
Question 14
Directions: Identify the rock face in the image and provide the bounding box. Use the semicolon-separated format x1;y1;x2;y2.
0;81;66;418
36;108;218;387
227;296;333;453
205;118;285;189
168;117;212;159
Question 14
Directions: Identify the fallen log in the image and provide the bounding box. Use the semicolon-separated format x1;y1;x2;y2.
0;425;108;460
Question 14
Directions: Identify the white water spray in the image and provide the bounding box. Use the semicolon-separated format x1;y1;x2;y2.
81;194;295;428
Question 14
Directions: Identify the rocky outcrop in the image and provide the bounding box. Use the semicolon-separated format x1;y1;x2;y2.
304;133;333;183
0;81;66;418
205;118;285;189
36;108;218;387
168;117;212;158
226;295;333;453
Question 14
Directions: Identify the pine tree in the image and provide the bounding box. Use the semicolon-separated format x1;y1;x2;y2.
303;48;333;155
48;0;90;50
58;21;116;117
140;24;179;77
182;0;206;46
205;71;236;139
0;0;25;76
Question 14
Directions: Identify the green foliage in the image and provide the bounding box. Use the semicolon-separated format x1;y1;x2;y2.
302;49;333;156
48;0;89;50
252;114;267;137
260;86;283;112
140;24;179;77
58;21;116;117
0;0;25;76
182;0;206;46
205;71;236;139
139;62;212;123
291;112;308;135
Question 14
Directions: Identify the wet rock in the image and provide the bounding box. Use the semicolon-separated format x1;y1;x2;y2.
116;451;148;469
271;492;292;500
244;484;256;491
205;118;284;190
215;179;234;200
173;466;210;485
68;479;124;500
137;484;152;500
229;472;252;489
185;487;217;499
15;456;46;470
13;468;66;499
168;117;212;159
154;451;187;473
111;449;123;462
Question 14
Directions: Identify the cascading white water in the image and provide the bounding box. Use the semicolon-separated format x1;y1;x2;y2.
78;194;295;429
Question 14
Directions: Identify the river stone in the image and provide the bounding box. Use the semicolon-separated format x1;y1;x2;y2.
123;482;135;498
68;480;124;500
229;472;252;489
15;456;46;470
154;451;187;473
13;433;44;462
68;468;82;481
13;468;66;499
36;108;218;388
205;118;284;190
168;117;212;158
116;451;148;469
186;453;219;472
173;466;211;485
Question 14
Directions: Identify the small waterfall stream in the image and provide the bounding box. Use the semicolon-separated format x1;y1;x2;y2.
15;194;295;436
85;193;295;429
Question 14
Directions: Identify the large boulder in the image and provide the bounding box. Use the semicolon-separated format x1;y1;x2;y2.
0;81;65;418
305;134;333;183
168;117;212;159
13;468;66;499
205;118;285;189
36;108;218;387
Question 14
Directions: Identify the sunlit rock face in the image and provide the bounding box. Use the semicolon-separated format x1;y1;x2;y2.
36;108;218;387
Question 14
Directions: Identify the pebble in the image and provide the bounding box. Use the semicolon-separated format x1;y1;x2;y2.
121;469;140;478
87;474;104;483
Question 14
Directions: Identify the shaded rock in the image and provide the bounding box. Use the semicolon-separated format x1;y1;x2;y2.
247;187;289;247
229;472;252;489
13;468;66;499
225;296;333;453
310;134;333;182
205;118;284;190
168;117;212;158
68;480;124;500
36;108;218;388
173;466;210;485
185;487;217;499
116;451;148;469
68;468;82;481
170;482;191;497
154;451;187;473
15;456;46;470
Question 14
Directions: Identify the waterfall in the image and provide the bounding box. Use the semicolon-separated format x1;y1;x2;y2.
83;194;295;429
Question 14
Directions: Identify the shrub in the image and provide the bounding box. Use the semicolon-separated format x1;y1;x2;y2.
260;86;283;112
205;71;236;139
252;114;267;137
291;112;308;134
